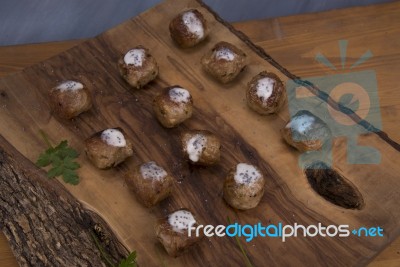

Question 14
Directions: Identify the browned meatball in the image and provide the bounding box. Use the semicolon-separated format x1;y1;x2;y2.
281;110;332;152
201;41;246;83
181;130;220;166
126;161;174;207
169;9;208;48
153;86;193;128
155;209;202;257
49;80;92;119
85;128;133;169
246;71;286;115
118;45;158;89
223;163;265;210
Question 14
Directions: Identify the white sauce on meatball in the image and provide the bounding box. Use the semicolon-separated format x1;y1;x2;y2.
234;163;262;185
124;48;145;67
256;77;275;101
56;81;83;92
168;210;196;233
101;129;127;147
215;47;235;61
186;134;207;162
169;87;191;103
286;114;315;134
140;161;167;180
182;11;204;39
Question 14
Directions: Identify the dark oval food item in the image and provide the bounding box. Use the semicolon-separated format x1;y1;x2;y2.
305;161;365;210
201;41;246;84
126;161;174;207
169;9;208;48
153;85;193;128
246;71;285;115
155;209;203;257
49;80;92;119
281;110;332;152
223;163;265;210
181;129;221;166
85;128;133;169
118;45;159;89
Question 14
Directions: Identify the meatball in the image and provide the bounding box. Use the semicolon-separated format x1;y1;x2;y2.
85;128;133;169
118;45;159;89
181;130;221;166
201;41;246;83
246;71;285;115
126;161;174;207
169;9;208;48
223;163;265;210
49;80;92;119
155;209;202;257
153;86;193;128
281;110;332;152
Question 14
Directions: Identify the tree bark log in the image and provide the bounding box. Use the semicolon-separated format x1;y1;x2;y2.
0;134;127;266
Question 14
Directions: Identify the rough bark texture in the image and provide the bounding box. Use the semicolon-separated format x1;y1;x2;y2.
0;134;127;266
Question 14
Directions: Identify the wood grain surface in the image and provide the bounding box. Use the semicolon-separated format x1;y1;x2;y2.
1;0;400;266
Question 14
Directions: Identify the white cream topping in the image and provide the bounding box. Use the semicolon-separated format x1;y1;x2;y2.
101;129;126;147
182;11;204;39
123;48;145;66
234;163;262;185
169;87;191;103
286;114;315;134
140;161;167;181
186;134;207;162
256;77;275;101
215;47;235;61
56;81;83;92
168;210;196;233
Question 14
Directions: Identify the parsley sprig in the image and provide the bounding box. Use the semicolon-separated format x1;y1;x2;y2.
91;230;137;267
36;130;81;185
118;251;137;267
227;216;254;267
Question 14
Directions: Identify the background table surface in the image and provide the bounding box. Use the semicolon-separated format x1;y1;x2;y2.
1;1;399;266
0;0;394;46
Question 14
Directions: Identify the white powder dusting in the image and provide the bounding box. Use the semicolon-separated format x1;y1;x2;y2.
286;114;315;134
234;163;261;185
186;134;207;162
56;81;83;92
140;161;167;180
168;210;196;233
169;87;190;103
124;48;145;66
101;129;126;147
182;11;204;38
256;77;275;101
215;47;235;61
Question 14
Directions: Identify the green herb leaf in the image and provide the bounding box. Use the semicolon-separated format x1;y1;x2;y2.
227;217;254;267
62;169;80;185
36;136;81;185
118;251;137;267
47;165;64;178
36;153;52;167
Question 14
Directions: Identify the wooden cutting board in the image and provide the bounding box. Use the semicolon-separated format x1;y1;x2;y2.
0;0;399;266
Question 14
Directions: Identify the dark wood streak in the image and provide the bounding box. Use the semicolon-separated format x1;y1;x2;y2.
0;0;397;266
24;38;338;264
194;0;400;153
